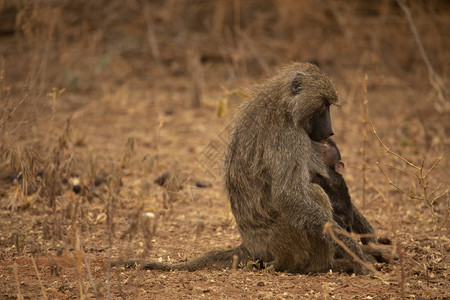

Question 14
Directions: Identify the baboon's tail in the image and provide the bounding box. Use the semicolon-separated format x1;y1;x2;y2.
112;244;248;271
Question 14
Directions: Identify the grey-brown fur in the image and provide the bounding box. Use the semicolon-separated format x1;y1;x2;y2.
224;62;368;273
111;245;249;271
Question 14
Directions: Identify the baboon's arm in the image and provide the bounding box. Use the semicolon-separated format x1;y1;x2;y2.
265;128;334;236
350;203;378;245
265;129;368;269
351;203;398;263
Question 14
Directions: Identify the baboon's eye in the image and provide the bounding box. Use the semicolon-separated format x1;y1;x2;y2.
291;73;303;93
323;97;331;107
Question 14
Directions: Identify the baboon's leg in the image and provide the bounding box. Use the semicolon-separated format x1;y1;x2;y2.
350;204;396;263
350;204;378;245
307;184;369;274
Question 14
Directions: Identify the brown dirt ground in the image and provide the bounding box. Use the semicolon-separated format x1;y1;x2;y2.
0;76;448;299
0;1;449;299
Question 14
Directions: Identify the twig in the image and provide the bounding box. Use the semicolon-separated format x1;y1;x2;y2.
396;0;445;103
323;222;379;275
376;163;414;199
386;164;417;179
13;262;24;300
107;194;112;300
367;182;388;206
328;1;354;44
328;223;378;241
428;181;447;199
83;251;100;298
361;74;369;208
431;188;449;205
0;96;26;130
424;152;445;179
372;121;448;263
31;256;48;300
239;31;271;75
73;230;87;299
29;240;63;273
371;123;419;170
143;4;161;65
397;244;406;300
232;254;239;271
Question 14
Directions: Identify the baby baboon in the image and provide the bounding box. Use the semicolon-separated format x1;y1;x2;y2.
313;139;377;243
313;138;352;231
114;63;370;273
315;138;395;263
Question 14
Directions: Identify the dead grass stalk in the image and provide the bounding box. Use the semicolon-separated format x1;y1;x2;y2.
360;74;369;208
31;256;48;300
13;262;24;300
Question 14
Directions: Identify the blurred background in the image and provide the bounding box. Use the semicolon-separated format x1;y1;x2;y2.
0;0;448;152
1;0;448;135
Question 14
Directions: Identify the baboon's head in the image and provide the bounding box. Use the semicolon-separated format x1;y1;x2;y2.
257;63;339;143
322;138;345;173
288;63;338;142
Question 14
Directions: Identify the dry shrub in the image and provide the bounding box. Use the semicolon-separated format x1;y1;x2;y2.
3;0;446;151
1;0;447;89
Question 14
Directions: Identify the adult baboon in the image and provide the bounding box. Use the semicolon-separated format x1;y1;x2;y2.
113;63;370;273
224;62;369;274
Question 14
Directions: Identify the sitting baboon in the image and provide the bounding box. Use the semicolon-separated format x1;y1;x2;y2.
224;62;372;274
113;63;372;273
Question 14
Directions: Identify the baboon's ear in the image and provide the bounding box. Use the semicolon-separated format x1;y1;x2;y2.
335;160;345;173
291;72;304;93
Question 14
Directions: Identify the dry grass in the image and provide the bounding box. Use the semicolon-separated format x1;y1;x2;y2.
0;0;449;298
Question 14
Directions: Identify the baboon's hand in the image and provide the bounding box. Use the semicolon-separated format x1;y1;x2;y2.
362;243;398;263
354;263;372;275
332;258;372;275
